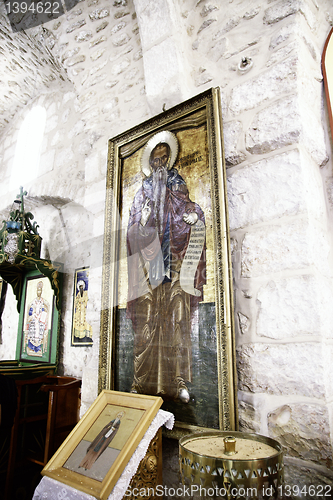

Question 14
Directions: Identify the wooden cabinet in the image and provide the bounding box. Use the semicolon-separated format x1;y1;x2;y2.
3;374;81;500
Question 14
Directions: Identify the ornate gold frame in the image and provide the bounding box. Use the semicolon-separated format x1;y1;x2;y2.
42;390;162;499
99;88;237;433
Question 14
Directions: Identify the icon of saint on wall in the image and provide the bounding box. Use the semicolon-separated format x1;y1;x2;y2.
126;131;206;403
25;280;49;356
73;276;93;344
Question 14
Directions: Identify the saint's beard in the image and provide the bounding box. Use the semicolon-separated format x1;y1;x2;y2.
152;166;167;235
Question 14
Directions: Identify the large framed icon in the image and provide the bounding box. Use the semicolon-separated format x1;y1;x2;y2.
15;269;61;364
99;88;237;433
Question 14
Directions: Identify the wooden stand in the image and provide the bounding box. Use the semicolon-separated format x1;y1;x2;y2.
3;375;81;500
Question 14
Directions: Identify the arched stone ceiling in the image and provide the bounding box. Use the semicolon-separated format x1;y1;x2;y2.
0;7;69;133
0;0;146;135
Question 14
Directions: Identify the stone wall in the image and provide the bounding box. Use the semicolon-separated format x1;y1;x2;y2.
0;0;333;490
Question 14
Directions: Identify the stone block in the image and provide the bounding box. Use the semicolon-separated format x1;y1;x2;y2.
71;67;85;77
326;177;333;211
238;400;261;433
44;113;58;133
112;32;131;46
134;0;174;52
143;37;184;112
229;56;297;116
237;343;325;398
237;312;249;335
3;143;15;162
266;41;296;67
133;48;143;61
89;35;107;48
81;365;99;404
85;152;100;183
119;83;133;93
256;275;324;340
66;54;86;67
263;0;316;30
284;462;333;492
90;48;105;61
110;21;126;35
104;109;120;122
213;15;241;39
208;36;229;62
85;180;106;217
66;19;86;33
63;91;76;104
223;120;246;167
96;21;108;32
200;4;218;17
245;96;328;166
111;57;131;75
268;403;332;467
89;8;110;21
90;59;107;75
51;130;62;146
227;150;306;230
61;47;81;63
243;7;261;20
39;149;55;176
102;97;119;113
241;220;317;278
127;68;140;81
197;18;217;35
55;147;74;168
194;69;212;87
75;31;93;42
105;80;119;89
269;17;319;61
270;22;296;50
114;9;130;19
66;9;82;21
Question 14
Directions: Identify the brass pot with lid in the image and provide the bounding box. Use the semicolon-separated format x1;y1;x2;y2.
179;431;284;499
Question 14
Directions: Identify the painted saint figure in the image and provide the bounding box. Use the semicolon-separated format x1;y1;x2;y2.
26;280;49;355
73;279;93;342
127;131;206;403
79;411;125;470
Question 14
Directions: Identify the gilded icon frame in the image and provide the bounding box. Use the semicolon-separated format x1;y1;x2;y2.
99;88;237;434
42;390;162;499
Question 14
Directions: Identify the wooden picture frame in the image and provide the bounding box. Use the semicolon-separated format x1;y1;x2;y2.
71;266;93;346
42;390;162;499
99;88;237;433
15;269;60;364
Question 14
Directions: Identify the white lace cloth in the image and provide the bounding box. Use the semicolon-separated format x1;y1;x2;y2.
33;409;174;500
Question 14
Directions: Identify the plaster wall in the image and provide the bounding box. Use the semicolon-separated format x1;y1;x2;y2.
0;0;333;489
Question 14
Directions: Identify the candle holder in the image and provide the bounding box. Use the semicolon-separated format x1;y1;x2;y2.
179;431;284;499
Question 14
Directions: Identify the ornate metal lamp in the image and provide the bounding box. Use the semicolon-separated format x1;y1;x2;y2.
0;187;42;264
0;187;62;311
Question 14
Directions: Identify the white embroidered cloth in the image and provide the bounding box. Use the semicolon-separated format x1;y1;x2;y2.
32;409;174;500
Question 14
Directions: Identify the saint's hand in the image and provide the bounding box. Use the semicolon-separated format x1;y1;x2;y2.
183;212;198;225
140;198;151;226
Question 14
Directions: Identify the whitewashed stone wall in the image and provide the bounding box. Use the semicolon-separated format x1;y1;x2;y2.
0;0;333;489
